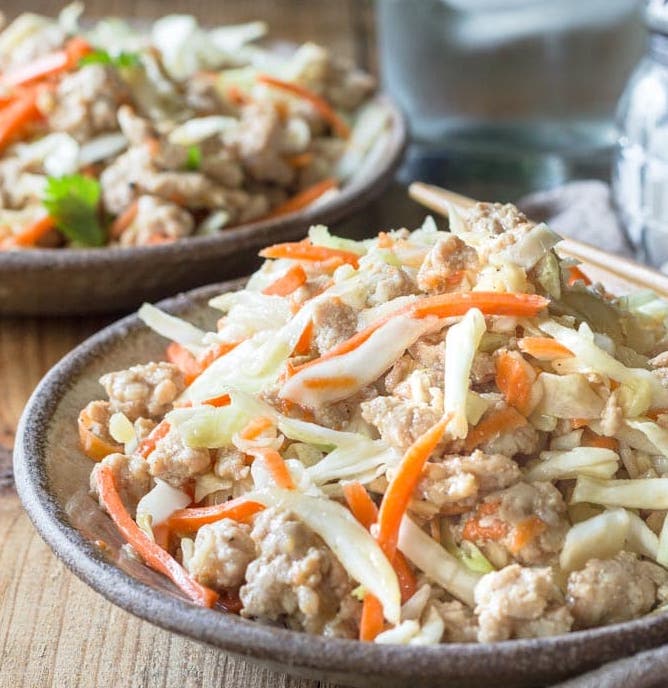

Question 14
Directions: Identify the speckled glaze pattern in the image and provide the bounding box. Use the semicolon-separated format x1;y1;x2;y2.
13;281;668;688
0;95;405;316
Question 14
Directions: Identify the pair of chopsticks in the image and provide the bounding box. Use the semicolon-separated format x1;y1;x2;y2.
409;182;668;300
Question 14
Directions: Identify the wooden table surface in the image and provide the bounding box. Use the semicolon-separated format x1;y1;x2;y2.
0;2;380;687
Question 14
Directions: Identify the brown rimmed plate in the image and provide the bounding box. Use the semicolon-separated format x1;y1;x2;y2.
0;94;405;316
13;264;668;688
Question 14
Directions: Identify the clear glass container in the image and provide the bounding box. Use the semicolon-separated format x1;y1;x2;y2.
377;0;645;199
613;3;668;270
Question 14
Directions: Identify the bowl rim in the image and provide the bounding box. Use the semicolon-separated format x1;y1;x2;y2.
13;279;668;683
0;94;405;269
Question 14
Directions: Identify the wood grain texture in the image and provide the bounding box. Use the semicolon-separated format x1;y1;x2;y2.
0;1;374;686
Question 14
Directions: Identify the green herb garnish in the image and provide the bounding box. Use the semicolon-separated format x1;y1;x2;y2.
42;175;105;247
185;145;202;171
79;49;141;69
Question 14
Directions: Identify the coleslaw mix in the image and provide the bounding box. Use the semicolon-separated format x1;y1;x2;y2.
79;201;668;644
0;5;386;248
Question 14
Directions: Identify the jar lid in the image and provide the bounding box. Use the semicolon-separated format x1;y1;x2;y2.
647;0;668;35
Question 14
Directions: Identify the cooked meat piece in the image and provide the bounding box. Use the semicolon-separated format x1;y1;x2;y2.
187;518;255;590
418;451;521;514
225;102;295;185
184;75;226;114
384;355;419;395
324;63;375;111
118;195;194;246
470;352;496;388
214;446;250;482
89;452;151;516
313;386;377;431
100;146;152;214
459;482;568;566
417;235;478;294
567;552;668;628
45;65;128;142
365;262;418;307
311;298;357;355
117;105;153;146
361;395;441;451
475;564;573;642
134;417;157;441
409;338;444;374
240;507;353;634
146;427;211;487
80;400;118;448
466;202;534;237
322;595;362;640
199;143;244;188
99;361;185;421
476;399;543;457
432;599;478;643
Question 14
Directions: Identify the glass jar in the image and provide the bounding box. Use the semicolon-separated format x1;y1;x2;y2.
377;0;645;199
613;1;668;270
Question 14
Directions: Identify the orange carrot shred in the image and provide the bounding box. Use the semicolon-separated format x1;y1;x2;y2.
166;342;201;385
464;406;527;453
78;408;122;461
239;416;274;441
343;481;379;531
97;465;219;608
410;292;549;320
393;551;418;604
571;418;589;429
518;336;574;361
294;319;314;356
260;235;357;266
360;593;384;642
286;152;314;168
202;393;231;408
2;214;54;248
462;500;508;542
0;90;42;153
377;417;449;561
495;350;535;416
302;376;356;390
168;497;265;531
509;516;546;555
262;264;308;296
262;178;338;220
137;420;171;459
582;430;619;452
110;200;139;239
567;265;592;286
252;447;295;490
258;74;351;139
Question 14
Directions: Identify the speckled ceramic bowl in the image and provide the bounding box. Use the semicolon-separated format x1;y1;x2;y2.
13;277;668;688
0;95;405;317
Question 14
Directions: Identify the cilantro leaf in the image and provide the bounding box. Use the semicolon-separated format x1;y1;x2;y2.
42;175;106;247
79;49;141;69
185;145;202;171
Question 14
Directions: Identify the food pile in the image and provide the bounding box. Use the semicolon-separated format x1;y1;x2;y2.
80;202;668;644
0;6;383;248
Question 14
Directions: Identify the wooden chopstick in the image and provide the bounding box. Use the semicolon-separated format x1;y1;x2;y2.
408;182;668;299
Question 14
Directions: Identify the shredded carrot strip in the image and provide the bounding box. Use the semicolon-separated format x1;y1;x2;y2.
509;516;546;555
462;500;508;542
0;90;42;153
137;420;171;459
152;522;170;551
294;319;314;356
0;37;92;89
226;84;250;106
302;376;356;390
360;593;384;642
582;430;619;452
286;152;314;168
3;214;54;248
570;418;589;430
567;265;592;287
78;408;121;461
258;74;351;139
262;264;307;296
202;393;231;408
262;178;338;220
393;551;417;604
647;408;668;421
110;200;139;239
240;416;274;441
168;497;265;531
518;336;573;361
410;292;549;319
377;417;448;561
376;232;394;249
97;465;219;607
166;342;201;385
343;481;378;531
464;406;527;453
495;350;535;416
252;447;295;490
260;235;358;266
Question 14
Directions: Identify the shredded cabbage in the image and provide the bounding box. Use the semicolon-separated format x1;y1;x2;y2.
398;517;481;606
560;509;630;572
168;116;237;146
78;133;128;166
490;223;561;271
443;308;486;438
138;303;208;356
625;420;668;457
375;621;420;645
626;510;660;561
533;373;604;420
571;476;668;510
166;405;249;448
247;488;401;624
408;606;445;646
525;447;619;482
136;479;191;526
108;412;135;445
308;225;367;255
658;515;668;568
